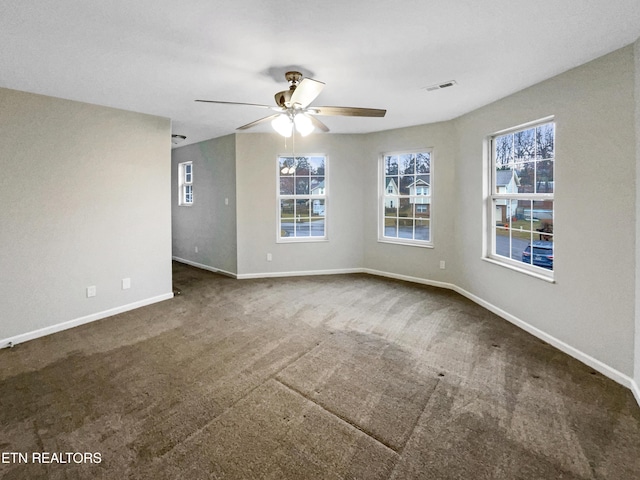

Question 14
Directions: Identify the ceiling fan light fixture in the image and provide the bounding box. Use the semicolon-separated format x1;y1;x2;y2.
294;113;314;137
271;114;293;137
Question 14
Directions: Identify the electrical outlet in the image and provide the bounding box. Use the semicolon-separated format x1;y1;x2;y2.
195;246;198;253
267;253;272;261
122;278;131;290
87;286;97;298
439;260;446;270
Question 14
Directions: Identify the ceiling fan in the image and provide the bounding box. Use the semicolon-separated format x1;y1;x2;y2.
196;71;386;137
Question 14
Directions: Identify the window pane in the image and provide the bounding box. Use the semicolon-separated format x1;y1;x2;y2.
399;176;413;195
495;167;514;195
385;177;398;195
384;217;397;238
535;159;554;193
532;200;553;239
514;161;535;193
296;199;309;218
416;152;430;174
295;157;310;176
280;157;295;175
398;218;414;239
400;154;415;175
514;128;535;160
495;133;513;167
536;123;555;159
398;197;412;217
416;218;430;241
280;177;294;195
310;218;325;237
280;199;294;215
309;156;325;175
311;199;325;218
310;176;325;194
296;222;311;237
385;156;399;175
414;201;430;218
280;199;294;237
385;200;398;218
295;177;309;195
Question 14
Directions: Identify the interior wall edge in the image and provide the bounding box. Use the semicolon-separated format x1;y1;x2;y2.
0;292;174;350
172;257;238;279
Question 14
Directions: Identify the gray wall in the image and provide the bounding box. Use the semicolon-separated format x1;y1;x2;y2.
0;87;172;341
171;134;237;275
454;46;636;376
235;133;367;276
362;122;457;285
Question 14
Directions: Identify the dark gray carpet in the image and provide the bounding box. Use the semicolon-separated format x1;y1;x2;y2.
1;262;639;479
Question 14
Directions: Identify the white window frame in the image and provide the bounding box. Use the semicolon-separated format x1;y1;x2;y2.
179;162;193;206
178;161;193;206
484;117;555;281
378;149;433;248
276;154;328;243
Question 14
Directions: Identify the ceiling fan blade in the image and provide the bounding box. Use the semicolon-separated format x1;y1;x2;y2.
237;114;280;130
195;100;282;111
311;106;386;117
308;115;330;133
289;78;325;108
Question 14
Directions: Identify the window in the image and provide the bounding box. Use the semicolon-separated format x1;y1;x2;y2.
487;119;555;276
178;162;193;206
380;151;432;246
278;155;327;241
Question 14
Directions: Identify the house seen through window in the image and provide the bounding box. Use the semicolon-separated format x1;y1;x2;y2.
380;151;432;246
489;119;555;275
278;155;327;241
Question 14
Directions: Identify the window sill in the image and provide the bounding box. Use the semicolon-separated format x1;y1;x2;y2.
482;256;555;283
277;238;329;244
377;238;434;249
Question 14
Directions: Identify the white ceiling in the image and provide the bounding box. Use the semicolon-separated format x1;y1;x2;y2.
2;1;639;147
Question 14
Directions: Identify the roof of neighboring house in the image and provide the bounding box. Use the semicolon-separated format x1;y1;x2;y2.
385;178;398;189
311;181;325;193
407;178;430;188
496;169;520;187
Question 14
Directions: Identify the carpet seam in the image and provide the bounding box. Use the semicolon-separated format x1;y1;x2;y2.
385;378;442;480
153;338;329;461
274;377;401;456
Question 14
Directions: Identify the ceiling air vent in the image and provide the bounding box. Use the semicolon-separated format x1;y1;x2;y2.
424;80;457;92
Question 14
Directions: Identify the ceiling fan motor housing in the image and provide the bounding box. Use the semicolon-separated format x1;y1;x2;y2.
275;71;303;107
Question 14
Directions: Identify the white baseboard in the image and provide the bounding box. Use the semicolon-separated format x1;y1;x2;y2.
0;292;173;349
237;268;362;280
449;285;636;391
632;380;640;407
361;268;637;401
362;268;456;291
172;256;238;278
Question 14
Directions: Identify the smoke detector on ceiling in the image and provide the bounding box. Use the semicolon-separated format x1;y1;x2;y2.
424;80;457;92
